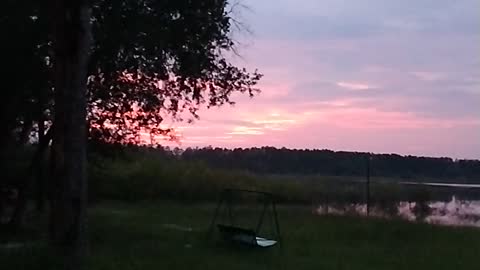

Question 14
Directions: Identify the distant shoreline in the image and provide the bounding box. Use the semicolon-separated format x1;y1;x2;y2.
401;182;480;188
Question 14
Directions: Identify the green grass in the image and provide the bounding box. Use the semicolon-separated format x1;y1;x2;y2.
2;201;480;270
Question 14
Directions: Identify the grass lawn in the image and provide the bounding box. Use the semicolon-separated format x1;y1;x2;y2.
2;201;480;270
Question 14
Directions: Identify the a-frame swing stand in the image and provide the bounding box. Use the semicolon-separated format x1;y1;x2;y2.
207;189;282;248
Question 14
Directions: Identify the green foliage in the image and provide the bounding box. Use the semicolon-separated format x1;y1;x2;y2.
88;148;317;203
85;147;412;206
90;153;254;202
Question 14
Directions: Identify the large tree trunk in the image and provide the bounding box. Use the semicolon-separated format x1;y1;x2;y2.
50;1;91;269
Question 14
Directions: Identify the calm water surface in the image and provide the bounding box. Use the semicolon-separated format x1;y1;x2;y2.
317;182;480;227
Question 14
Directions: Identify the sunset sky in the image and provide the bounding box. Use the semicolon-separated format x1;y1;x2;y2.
169;0;479;159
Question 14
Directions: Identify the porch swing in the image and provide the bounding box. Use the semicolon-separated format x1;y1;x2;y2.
207;189;282;248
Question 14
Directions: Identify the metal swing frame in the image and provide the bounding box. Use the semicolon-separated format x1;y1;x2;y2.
207;189;282;248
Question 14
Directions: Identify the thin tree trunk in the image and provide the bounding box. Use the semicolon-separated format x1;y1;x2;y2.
18;118;33;145
50;1;91;269
8;127;53;231
35;117;47;212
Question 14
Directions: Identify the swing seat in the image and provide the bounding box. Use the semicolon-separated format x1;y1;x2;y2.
217;224;277;247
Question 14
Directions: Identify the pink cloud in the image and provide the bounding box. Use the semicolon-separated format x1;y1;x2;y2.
336;81;375;90
159;93;479;158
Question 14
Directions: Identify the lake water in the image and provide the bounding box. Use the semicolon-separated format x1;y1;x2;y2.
316;182;480;227
400;181;480;189
316;197;480;227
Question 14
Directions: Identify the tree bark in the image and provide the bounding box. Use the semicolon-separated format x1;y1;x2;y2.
50;1;91;269
35;116;47;212
7;126;53;231
18;117;33;145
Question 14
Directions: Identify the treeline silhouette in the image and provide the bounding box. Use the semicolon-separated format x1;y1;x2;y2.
177;147;480;181
88;143;480;181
